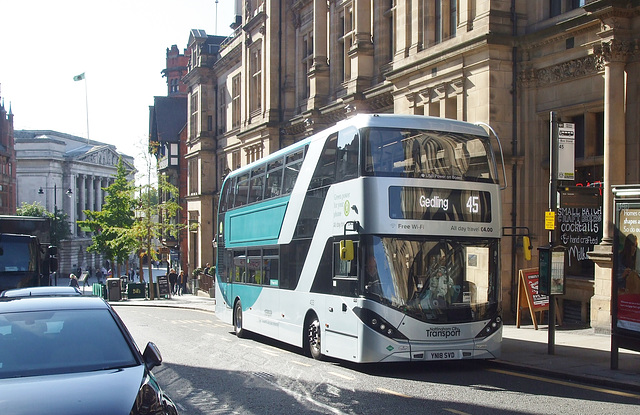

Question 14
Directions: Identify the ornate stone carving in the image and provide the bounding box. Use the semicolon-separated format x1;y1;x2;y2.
524;55;605;87
593;39;639;63
77;148;120;167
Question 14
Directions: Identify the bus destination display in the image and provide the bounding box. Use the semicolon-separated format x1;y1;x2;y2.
389;186;492;223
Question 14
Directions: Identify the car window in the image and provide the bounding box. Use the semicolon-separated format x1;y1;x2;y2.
0;309;138;379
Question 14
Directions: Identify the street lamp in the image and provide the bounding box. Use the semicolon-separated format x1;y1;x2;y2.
38;184;73;285
38;184;73;221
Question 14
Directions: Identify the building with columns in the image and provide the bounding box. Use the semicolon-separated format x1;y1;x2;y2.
175;0;638;330
14;130;135;277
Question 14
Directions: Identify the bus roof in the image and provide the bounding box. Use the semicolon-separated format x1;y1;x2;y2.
223;114;490;181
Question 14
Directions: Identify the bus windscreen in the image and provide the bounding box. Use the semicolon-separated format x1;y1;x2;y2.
362;127;496;183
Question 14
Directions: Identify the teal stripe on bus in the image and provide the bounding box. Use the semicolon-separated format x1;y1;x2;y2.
219;282;263;310
225;196;290;247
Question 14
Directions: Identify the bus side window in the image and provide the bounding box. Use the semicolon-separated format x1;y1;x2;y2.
282;149;305;195
336;127;359;181
233;250;246;282
332;240;358;297
310;133;337;189
220;180;230;212
234;173;249;208
248;165;266;204
283;161;302;195
247;250;261;284
263;248;279;286
334;241;358;278
265;158;283;199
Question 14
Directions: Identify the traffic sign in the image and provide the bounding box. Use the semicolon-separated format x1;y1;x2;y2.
545;211;555;230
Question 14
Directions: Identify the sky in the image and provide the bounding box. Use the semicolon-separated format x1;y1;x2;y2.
0;0;236;183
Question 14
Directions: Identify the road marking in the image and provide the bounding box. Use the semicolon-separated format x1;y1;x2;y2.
329;371;355;381
443;409;470;415
257;347;280;357
290;360;312;367
376;387;410;398
487;368;640;398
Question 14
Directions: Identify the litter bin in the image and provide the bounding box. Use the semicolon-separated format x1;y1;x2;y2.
107;278;121;302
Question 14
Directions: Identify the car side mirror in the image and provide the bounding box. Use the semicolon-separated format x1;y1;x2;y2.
143;342;163;371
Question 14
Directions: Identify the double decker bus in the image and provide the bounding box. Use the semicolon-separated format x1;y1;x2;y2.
215;114;504;363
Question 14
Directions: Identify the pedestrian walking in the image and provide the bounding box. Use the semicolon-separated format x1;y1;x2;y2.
177;270;186;296
168;268;178;295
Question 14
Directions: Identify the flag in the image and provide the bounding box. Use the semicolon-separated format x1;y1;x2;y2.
73;73;85;81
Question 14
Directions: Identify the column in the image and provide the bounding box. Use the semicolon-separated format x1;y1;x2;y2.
88;176;95;213
409;0;420;52
349;0;373;92
308;0;329;108
96;177;103;211
590;39;631;331
604;61;626;243
394;0;409;59
79;174;86;237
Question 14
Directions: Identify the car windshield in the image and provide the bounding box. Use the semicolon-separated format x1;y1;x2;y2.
362;236;499;323
0;309;138;379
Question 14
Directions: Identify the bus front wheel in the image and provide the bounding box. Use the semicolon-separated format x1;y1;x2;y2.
234;301;245;338
307;316;322;360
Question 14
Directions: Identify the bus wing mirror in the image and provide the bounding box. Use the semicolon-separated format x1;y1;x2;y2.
340;240;354;261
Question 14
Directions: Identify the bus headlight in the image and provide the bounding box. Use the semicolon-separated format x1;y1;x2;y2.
475;316;502;339
353;307;408;340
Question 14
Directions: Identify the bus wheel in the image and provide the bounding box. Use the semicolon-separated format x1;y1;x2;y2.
234;301;245;338
307;317;322;360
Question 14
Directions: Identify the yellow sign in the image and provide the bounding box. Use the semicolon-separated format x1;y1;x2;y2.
545;211;555;230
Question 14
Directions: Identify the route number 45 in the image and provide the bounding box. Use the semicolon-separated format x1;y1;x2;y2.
466;196;479;213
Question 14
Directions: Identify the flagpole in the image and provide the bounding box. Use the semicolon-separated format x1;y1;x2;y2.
73;72;90;144
83;75;90;144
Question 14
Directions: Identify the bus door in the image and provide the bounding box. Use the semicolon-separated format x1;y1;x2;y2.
323;240;359;361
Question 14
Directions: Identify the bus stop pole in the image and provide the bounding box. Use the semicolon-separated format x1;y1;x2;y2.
548;111;559;355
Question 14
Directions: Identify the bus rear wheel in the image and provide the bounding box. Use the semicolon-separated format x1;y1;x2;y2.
234;301;245;338
307;316;322;360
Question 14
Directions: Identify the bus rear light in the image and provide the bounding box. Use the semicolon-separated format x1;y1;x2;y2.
353;307;408;340
475;316;502;339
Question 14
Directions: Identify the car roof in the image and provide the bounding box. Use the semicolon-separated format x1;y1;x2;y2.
0;286;82;298
0;295;109;313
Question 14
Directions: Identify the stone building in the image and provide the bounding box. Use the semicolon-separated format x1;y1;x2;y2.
179;0;638;330
149;96;189;274
182;30;228;273
0;88;16;215
14;130;135;277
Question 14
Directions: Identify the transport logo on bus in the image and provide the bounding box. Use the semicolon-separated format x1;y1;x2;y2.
426;326;461;338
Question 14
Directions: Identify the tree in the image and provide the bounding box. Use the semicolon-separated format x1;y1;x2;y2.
131;173;192;299
16;201;71;246
78;157;137;278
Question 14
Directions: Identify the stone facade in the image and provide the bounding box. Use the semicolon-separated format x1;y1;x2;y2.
14;130;135;278
178;0;639;330
0;89;16;214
